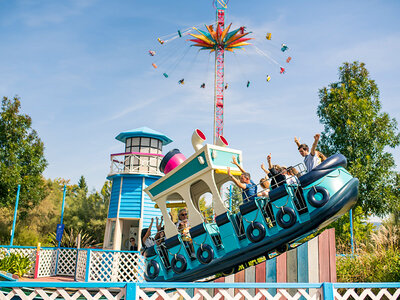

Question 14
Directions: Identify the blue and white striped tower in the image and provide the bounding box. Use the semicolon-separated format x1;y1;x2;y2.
103;127;172;250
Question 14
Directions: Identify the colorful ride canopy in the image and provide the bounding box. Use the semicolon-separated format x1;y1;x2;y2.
188;23;252;52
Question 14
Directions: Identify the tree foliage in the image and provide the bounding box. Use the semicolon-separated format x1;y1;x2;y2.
0;177;110;246
0;96;48;218
337;224;400;282
63;178;111;244
334;206;374;253
225;184;243;212
317;62;400;216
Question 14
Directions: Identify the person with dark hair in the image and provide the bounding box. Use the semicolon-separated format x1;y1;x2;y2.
129;237;138;251
295;134;321;172
140;218;155;254
229;156;258;202
228;158;257;203
261;154;287;189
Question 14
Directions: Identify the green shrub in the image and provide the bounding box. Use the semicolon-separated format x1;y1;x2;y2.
0;252;15;273
0;252;32;277
337;224;400;282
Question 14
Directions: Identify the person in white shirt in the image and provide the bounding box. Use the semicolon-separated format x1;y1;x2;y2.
295;134;321;172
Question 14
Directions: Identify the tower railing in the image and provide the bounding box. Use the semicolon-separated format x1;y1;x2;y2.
109;152;164;176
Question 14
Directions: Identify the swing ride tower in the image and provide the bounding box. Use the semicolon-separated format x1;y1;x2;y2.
214;5;226;144
188;0;252;144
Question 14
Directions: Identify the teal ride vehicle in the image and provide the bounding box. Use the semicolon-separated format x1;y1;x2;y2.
143;130;359;282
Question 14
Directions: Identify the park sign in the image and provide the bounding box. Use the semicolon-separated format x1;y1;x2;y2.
56;224;65;242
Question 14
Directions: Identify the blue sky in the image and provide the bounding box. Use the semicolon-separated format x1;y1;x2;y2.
1;0;399;191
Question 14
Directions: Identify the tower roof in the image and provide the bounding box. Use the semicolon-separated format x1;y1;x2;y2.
115;126;173;145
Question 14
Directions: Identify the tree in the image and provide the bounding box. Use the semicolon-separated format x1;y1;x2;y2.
0;96;48;218
78;175;88;195
225;184;243;212
333;206;374;253
63;180;110;244
199;196;214;222
317;62;400;216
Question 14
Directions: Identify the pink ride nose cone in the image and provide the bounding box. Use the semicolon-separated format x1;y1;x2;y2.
159;149;186;174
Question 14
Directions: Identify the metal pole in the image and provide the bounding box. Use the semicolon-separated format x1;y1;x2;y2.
58;185;67;247
350;209;354;255
10;184;21;246
213;8;225;144
229;185;232;211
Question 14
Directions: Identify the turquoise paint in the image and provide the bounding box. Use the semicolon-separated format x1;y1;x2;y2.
216;216;241;253
208;148;240;168
164;238;197;278
266;258;277;295
85;249;91;282
241;200;274;239
142;178;163;236
322;282;335;300
285;186;311;223
1;281;399;289
108;178;121;218
0;272;16;281
303;168;353;214
125;282;137;299
271;197;299;230
119;177;142;218
149;152;208;197
107;173;161;181
10;185;20;246
297;242;309;283
115;126;172;145
192;232;220;263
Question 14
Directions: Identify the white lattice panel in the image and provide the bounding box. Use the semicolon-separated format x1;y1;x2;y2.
335;288;400;300
137;287;323;300
117;252;145;282
0;287;125;300
89;251;145;282
57;248;77;276
89;251;116;282
75;250;88;281
0;247;37;277
37;249;57;278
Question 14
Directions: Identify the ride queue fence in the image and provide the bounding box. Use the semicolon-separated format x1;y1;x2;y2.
0;246;145;282
1;282;400;300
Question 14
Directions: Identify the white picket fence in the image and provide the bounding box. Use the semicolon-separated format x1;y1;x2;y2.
0;246;144;282
1;282;400;300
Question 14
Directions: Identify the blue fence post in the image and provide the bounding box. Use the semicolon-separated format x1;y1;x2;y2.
58;185;67;248
229;185;232;210
126;282;137;300
10;185;21;246
350;209;354;256
322;282;334;300
85;250;91;282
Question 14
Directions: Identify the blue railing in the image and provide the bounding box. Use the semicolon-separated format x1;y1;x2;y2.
0;282;400;300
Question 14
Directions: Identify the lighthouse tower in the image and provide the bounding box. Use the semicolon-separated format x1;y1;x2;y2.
103;127;172;250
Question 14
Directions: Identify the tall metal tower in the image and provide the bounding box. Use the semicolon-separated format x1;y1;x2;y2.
189;0;251;143
214;5;226;144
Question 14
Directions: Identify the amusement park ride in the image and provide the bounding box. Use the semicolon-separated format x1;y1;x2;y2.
141;0;359;282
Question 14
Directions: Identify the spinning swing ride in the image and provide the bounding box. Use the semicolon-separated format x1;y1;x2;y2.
142;0;359;282
148;0;292;143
